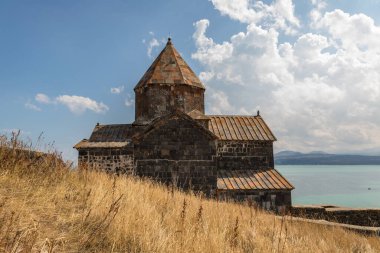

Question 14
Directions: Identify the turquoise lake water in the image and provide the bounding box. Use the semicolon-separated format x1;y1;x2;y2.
276;165;380;208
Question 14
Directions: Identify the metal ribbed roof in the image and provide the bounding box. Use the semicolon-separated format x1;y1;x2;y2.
208;115;276;141
89;124;134;142
134;38;205;90
217;169;294;191
74;124;147;149
74;140;129;149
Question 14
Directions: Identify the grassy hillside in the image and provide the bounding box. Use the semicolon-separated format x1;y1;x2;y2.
1;136;379;252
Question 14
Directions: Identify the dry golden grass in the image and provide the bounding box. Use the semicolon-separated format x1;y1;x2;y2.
1;134;379;252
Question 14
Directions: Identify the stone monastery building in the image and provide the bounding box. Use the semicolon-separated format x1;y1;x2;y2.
75;38;294;212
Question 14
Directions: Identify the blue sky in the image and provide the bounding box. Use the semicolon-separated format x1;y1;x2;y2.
1;0;380;161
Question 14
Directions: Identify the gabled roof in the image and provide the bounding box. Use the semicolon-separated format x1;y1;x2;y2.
74;124;145;149
217;169;294;191
208;115;276;141
89;124;136;142
132;110;217;143
134;38;205;90
74;140;130;149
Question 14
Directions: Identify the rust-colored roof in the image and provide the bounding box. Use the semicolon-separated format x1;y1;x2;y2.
217;169;294;191
89;124;133;142
74;140;129;149
208;115;276;141
134;38;205;90
74;124;145;149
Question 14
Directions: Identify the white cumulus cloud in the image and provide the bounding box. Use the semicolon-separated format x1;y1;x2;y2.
35;93;51;104
143;32;164;58
32;93;108;114
125;97;134;107
192;1;380;153
110;86;124;94
25;101;41;111
147;38;160;58
56;95;109;114
211;0;300;34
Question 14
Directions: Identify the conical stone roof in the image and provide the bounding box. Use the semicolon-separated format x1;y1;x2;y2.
134;38;205;90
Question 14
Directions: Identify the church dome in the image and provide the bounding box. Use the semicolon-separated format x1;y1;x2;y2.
134;38;206;125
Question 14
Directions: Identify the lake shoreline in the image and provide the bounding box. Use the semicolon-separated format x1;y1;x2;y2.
277;165;380;208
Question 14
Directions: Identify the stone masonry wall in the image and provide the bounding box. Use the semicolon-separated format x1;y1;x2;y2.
217;190;291;213
134;115;216;195
78;147;134;174
291;205;380;227
135;84;204;124
134;116;215;161
216;141;274;170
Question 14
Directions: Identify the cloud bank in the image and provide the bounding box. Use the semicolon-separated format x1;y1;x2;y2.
192;0;380;153
56;95;109;114
31;93;109;114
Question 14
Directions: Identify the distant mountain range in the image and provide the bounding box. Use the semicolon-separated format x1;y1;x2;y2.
274;151;380;165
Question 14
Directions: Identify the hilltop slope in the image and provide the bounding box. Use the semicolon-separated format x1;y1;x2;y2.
1;137;379;252
275;151;380;165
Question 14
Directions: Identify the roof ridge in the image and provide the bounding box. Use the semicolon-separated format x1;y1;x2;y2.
134;39;205;90
168;43;186;84
207;115;261;117
171;43;202;83
95;123;132;127
132;110;218;142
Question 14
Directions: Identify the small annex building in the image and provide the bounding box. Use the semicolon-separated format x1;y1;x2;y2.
74;38;294;212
